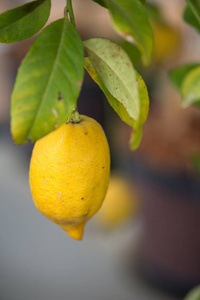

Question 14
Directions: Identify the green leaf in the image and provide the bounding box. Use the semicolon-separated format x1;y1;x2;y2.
11;17;84;144
184;4;200;31
93;0;147;9
120;41;142;68
84;58;149;150
0;0;51;43
184;285;200;300
181;65;200;107
103;0;153;66
191;154;200;175
145;2;162;22
92;0;107;8
183;0;200;32
130;71;149;150
169;63;200;90
84;57;135;127
84;38;140;121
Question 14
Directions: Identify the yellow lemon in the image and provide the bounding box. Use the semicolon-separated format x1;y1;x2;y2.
29;115;110;240
152;22;180;64
96;173;139;228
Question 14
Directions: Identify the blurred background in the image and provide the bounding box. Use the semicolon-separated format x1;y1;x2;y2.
1;0;200;299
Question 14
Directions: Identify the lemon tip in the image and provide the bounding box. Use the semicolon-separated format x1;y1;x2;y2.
59;223;85;241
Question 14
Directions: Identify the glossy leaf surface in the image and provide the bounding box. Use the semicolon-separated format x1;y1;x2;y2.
0;0;51;43
11;17;84;144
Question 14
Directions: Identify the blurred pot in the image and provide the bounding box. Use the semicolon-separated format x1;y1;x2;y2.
131;158;200;296
113;95;200;296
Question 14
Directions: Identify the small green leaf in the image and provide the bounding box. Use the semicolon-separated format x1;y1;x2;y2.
84;38;140;121
11;17;84;144
0;0;51;43
181;66;200;107
103;0;153;66
184;285;200;300
169;63;200;90
184;0;200;32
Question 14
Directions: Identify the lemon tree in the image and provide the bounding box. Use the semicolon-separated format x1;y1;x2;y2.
0;0;152;147
0;0;152;239
1;0;199;239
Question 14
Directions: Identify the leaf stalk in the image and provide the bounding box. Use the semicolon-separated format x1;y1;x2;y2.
65;0;76;27
66;108;81;124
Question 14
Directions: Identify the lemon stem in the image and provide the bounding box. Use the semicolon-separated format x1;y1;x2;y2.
67;109;81;124
64;0;76;27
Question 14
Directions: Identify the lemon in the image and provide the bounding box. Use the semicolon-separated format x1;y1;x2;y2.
97;173;139;228
29;115;110;240
152;22;180;64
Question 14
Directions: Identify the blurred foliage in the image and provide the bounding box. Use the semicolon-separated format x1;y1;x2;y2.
184;285;200;300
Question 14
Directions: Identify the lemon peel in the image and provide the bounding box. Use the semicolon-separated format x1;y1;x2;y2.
29;115;110;240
